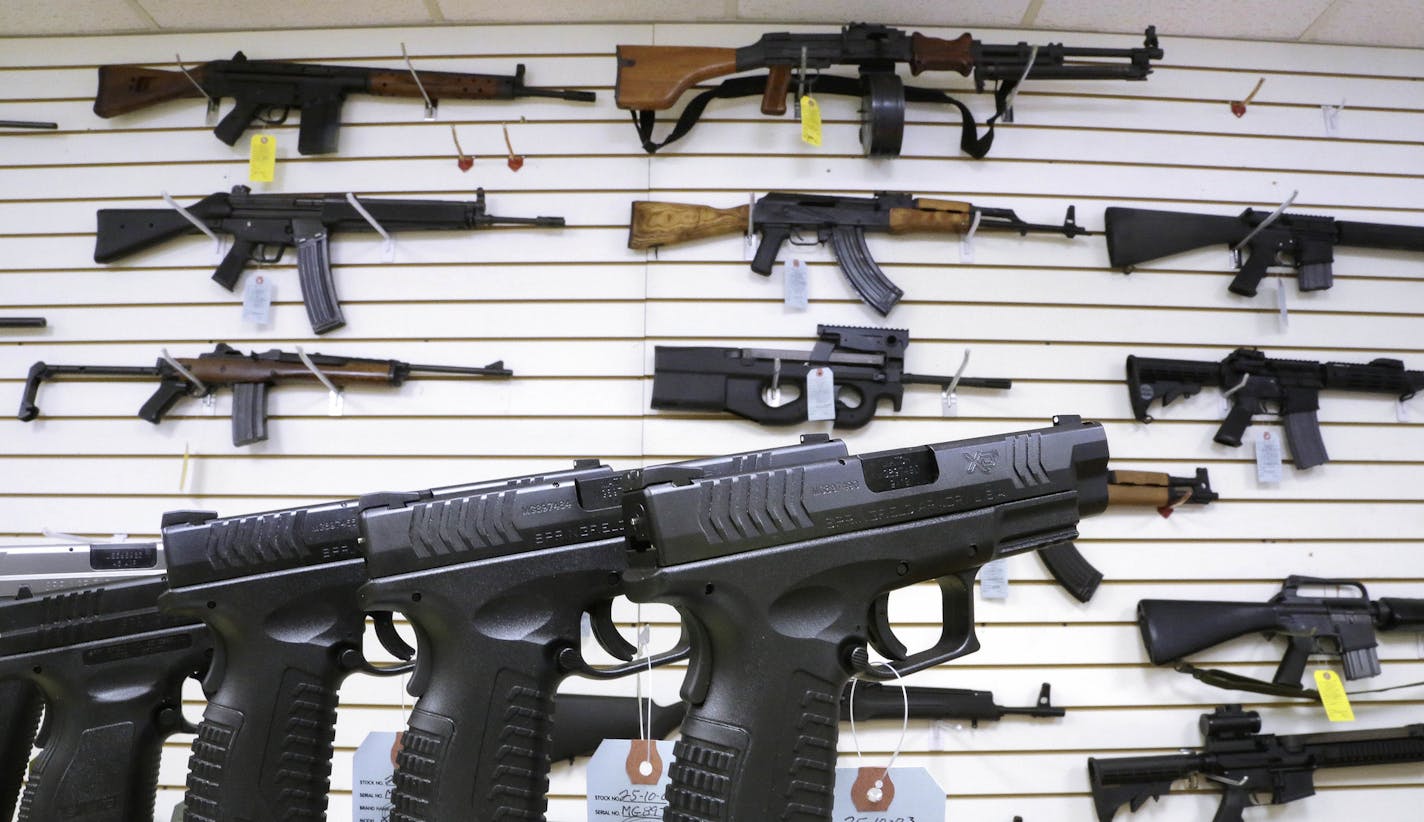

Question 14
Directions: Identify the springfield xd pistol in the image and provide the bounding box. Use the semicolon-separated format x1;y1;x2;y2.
650;324;1012;427
19;342;511;446
95;52;594;154
0;576;210;822
1089;705;1424;822
619;416;1109;820
94;185;565;333
1127;348;1424;469
615;23;1160;157
355;436;848;821
551;681;1062;762
629;192;1089;315
0;540;166;820
1106;205;1424;297
1138;576;1424;699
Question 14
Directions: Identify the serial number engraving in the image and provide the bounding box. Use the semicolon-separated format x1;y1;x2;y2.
523;499;574;516
812;480;861;496
83;632;193;665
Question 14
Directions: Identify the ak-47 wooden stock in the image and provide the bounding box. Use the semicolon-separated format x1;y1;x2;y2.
628;201;751;249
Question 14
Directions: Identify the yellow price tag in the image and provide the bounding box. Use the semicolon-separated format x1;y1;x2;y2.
800;95;822;147
249;134;276;182
1313;670;1355;722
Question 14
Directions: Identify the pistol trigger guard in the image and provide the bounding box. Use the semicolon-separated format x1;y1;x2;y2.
250;243;285;265
339;644;415;678
370;610;416;661
573;626;692;680
588;600;638;662
257;105;290;126
867;593;908;661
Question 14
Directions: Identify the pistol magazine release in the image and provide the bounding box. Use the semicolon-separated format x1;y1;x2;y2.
95;52;594;154
630;192;1089;315
615;23;1160;157
19;343;512;446
650;324;1012;427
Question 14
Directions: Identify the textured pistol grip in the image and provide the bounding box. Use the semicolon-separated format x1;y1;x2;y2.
1213;401;1256;448
1036;542;1104;602
0;684;42;821
183;663;342;821
296;230;346;334
391;656;557;821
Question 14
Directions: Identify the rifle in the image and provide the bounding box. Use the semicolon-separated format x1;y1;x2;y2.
355;436;848;821
0;576;210;822
1106;206;1424;297
94;185;565;333
629;192;1089;315
551;682;1062;762
1127;348;1424;469
18;342;512;446
1089;705;1424;822
620;416;1109;820
1043;467;1217;602
649;324;1012;427
0;318;46;328
616;24;1161;157
95;52;595;154
1138;576;1424;699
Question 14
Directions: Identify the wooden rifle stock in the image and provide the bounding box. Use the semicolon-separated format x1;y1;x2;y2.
182;356;397;386
1107;470;1177;507
94;64;209;118
628;201;750;249
615;45;738;111
366;69;512;100
887;199;973;234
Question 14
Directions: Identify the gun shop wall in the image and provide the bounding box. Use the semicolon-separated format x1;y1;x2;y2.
2;20;1422;822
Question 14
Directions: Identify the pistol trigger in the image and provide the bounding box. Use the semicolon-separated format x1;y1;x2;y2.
371;610;416;661
589;601;637;661
867;593;908;661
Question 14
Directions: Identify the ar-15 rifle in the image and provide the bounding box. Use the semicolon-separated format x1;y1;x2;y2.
355;437;848;821
95;52;594;154
18;343;511;446
0;575;210;822
619;416;1109;820
1127;348;1424;469
650;324;1012;427
1106;206;1424;297
1138;576;1424;699
1089;705;1424;822
94;185;565;333
616;23;1161;157
552;682;1062;763
629;192;1089;315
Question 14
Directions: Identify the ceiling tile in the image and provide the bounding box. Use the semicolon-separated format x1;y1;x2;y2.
435;0;728;22
135;0;433;31
735;0;1032;26
1034;0;1333;41
1302;0;1424;47
0;0;153;35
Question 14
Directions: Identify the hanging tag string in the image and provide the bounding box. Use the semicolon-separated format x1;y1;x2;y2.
847;662;911;803
159;349;207;393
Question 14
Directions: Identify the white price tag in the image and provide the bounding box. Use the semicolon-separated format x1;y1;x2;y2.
979;558;1010;600
586;739;675;821
352;731;401;821
806;367;835;422
241;274;273;326
1275;276;1289;330
1255;430;1284;484
833;767;945;822
784;258;809;310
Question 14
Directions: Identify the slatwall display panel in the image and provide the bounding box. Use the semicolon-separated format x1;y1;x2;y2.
1;17;1422;822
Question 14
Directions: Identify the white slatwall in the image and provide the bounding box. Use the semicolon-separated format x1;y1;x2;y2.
2;20;1422;822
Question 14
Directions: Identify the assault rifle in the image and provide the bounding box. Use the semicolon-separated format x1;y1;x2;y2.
95;52;594;154
1138;576;1424;698
616;23;1160;157
552;682;1062;762
94;185;565;333
1127;348;1424;469
1106;206;1424;297
629;192;1089;315
19;343;511;446
1089;705;1424;822
619;416;1109;818
650;324;1012;427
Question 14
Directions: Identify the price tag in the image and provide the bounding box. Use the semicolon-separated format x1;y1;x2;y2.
1275;275;1289;329
806;367;835;421
979;558;1010;600
586;739;675;820
1255;430;1283;484
352;731;402;821
249;134;277;182
833;767;945;822
1313;670;1355;722
241;274;273;326
784;258;809;310
1397;399;1412;423
800;95;822;146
